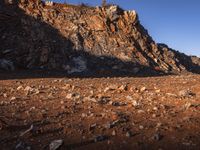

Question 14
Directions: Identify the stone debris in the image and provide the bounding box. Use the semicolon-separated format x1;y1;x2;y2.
89;123;97;130
139;125;144;130
118;84;128;91
66;93;73;99
111;101;127;106
112;130;116;136
17;85;23;91
24;86;39;95
125;131;132;138
20;124;34;137
10;96;16;101
0;59;14;71
178;90;196;98
66;56;87;74
140;87;146;92
45;1;54;6
49;139;63;150
126;95;133;101
104;85;118;92
0;75;200;149
97;96;110;105
152;133;162;141
15;141;31;150
184;102;193;110
0;122;2;130
132;100;140;107
94;135;108;143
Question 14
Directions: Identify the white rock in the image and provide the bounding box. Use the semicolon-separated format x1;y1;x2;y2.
118;85;128;91
66;93;73;99
10;96;16;101
45;1;54;6
67;56;87;74
112;130;116;136
24;86;32;92
104;85;118;92
17;86;23;91
132;100;139;107
126;95;133;101
0;59;14;71
49;139;63;150
139;125;144;130
153;107;158;111
140;87;146;92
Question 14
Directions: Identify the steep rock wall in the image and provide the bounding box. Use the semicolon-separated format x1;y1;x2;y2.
0;0;199;75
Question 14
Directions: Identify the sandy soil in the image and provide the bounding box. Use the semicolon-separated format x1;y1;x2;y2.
0;73;200;150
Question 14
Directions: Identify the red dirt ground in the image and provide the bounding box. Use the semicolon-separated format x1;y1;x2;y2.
0;73;200;150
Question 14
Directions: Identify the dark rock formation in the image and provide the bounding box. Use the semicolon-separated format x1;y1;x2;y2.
0;0;199;75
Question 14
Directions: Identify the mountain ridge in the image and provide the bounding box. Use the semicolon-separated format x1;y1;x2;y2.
0;0;199;75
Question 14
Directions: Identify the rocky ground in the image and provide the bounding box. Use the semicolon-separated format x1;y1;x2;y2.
1;1;200;150
0;73;200;150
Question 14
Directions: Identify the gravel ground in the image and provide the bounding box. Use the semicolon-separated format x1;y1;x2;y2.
0;73;200;150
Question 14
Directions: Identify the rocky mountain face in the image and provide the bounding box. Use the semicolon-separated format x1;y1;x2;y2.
0;0;199;75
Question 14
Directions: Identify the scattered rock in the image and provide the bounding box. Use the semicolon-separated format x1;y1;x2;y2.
125;131;132;137
94;135;108;142
118;84;128;91
184;102;192;110
24;86;39;95
152;114;157;118
49;139;63;150
89;123;97;130
15;141;31;150
178;90;196;98
0;59;14;71
152;133;163;141
17;85;23;91
153;107;158;111
140;87;146;92
61;84;71;90
10;96;16;101
67;56;87;74
104;85;118;92
3;93;7;98
0;122;3;130
126;95;133;101
166;93;177;97
104;122;113;129
20;124;34;137
81;113;87;118
137;110;145;114
155;89;161;93
112;130;116;136
98;96;110;105
139;125;144;130
66;93;73;99
132;100;140;107
111;101;127;106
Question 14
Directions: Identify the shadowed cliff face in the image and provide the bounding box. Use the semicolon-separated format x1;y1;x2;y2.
0;0;199;76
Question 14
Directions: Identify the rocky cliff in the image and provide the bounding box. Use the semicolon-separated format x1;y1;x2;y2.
0;0;199;75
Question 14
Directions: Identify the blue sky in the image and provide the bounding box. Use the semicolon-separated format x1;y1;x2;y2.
54;0;200;56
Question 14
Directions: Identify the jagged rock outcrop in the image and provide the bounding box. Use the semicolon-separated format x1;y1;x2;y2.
0;0;199;75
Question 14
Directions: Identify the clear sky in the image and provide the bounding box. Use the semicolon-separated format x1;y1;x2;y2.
54;0;200;56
